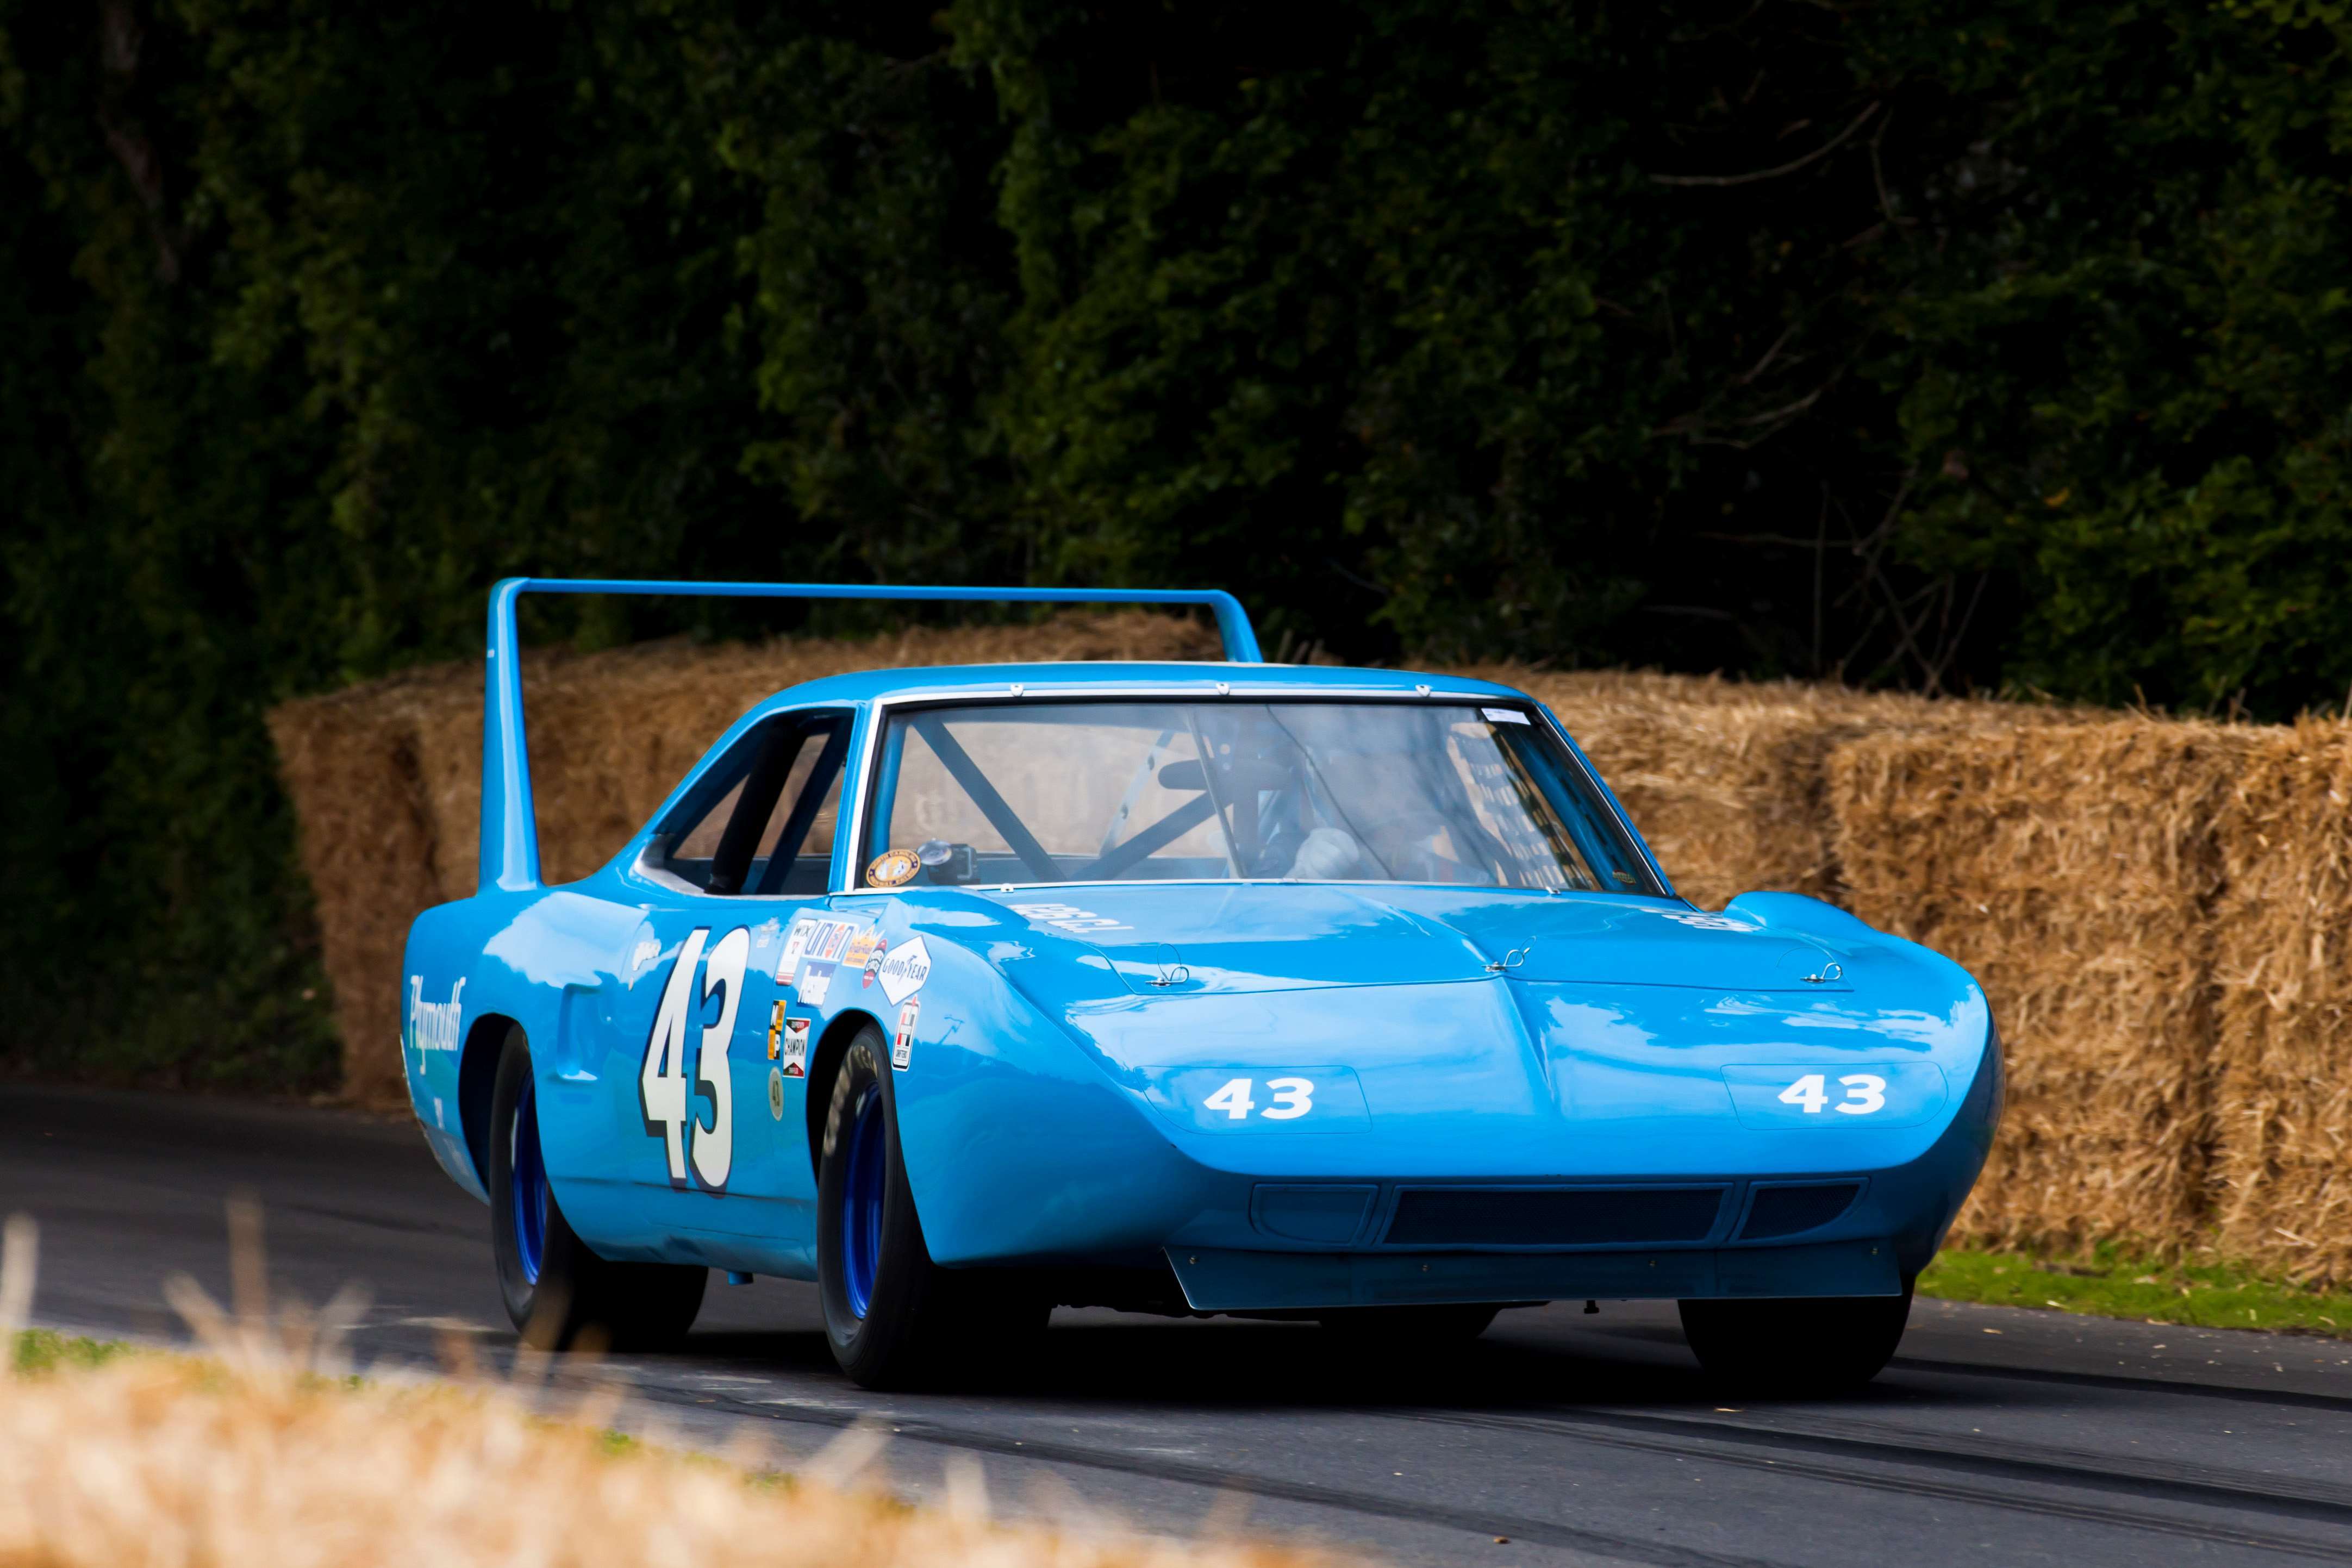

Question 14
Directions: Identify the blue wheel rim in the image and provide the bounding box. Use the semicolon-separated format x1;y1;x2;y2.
510;1074;548;1286
840;1088;887;1320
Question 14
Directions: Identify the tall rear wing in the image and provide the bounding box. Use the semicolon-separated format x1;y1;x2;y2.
479;577;1262;892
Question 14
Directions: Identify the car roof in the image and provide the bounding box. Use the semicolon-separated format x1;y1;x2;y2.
740;660;1535;720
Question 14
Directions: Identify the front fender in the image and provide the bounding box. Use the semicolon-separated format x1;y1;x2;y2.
862;901;1213;1266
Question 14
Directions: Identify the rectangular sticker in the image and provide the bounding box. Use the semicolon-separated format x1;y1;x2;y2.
1482;707;1532;725
798;960;837;1008
1720;1063;1948;1129
776;920;814;982
781;1016;809;1078
892;998;920;1070
1144;1066;1371;1134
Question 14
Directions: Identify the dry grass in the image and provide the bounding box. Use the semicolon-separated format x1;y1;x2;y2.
2208;720;2352;1285
1829;719;2260;1255
0;1212;1347;1568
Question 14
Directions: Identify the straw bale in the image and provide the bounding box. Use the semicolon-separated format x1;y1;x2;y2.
270;611;1218;1104
1457;666;2067;908
1828;719;2258;1254
264;687;448;1111
2208;719;2352;1284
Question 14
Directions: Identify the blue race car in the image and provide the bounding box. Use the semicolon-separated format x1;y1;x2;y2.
401;578;2000;1390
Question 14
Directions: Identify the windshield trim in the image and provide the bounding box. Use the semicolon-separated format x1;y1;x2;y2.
843;690;1669;899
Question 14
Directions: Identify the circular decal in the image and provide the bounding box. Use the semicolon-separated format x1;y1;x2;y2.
768;1066;785;1120
866;847;922;888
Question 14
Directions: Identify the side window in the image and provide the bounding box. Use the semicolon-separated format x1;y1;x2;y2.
649;711;850;895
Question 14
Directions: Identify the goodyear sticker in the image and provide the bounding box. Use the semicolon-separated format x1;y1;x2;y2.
876;935;931;1007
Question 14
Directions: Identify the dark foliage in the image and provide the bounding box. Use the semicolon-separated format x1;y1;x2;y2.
5;0;2349;1085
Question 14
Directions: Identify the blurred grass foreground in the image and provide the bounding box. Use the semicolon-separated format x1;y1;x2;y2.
0;1214;1343;1568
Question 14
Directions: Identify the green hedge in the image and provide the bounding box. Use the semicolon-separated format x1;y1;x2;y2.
5;0;2352;1086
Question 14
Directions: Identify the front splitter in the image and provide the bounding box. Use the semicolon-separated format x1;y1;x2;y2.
1165;1237;1901;1311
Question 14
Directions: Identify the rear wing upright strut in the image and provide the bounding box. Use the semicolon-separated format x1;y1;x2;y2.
479;577;1263;892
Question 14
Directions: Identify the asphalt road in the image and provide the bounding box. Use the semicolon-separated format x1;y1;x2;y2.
8;1080;2352;1568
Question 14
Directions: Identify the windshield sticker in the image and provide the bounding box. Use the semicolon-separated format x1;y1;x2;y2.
876;935;932;1006
867;847;922;888
1008;902;1133;935
798;959;837;1007
1482;707;1532;725
893;998;921;1070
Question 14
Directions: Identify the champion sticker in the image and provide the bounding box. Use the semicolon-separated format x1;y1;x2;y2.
892;998;920;1070
781;1016;809;1078
798;960;837;1007
876;935;931;1006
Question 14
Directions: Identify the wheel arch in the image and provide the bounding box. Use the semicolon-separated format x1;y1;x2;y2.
805;1008;886;1178
457;1013;523;1190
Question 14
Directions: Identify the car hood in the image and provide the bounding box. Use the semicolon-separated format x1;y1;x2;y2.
962;882;1848;996
885;882;1988;1175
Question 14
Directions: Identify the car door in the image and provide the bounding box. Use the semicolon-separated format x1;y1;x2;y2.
607;704;854;1264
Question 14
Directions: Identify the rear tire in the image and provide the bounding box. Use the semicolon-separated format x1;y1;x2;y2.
1677;1285;1913;1392
816;1024;1044;1389
489;1026;707;1351
1317;1304;1501;1341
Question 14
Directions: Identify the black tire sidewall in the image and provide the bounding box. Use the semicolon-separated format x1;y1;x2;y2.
488;1025;550;1332
1678;1285;1914;1391
489;1023;707;1349
816;1024;945;1384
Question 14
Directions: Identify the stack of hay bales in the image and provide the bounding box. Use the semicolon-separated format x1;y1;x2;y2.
270;626;2352;1280
269;611;1220;1107
1828;720;2256;1255
1483;668;2045;908
2208;720;2352;1283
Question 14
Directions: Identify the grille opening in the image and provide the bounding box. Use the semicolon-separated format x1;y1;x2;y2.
1383;1186;1724;1247
1739;1182;1862;1240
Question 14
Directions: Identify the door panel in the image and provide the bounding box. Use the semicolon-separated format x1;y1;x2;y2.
598;707;852;1265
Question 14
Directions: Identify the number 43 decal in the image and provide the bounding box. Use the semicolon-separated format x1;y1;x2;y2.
1203;1076;1315;1121
641;927;748;1188
1777;1072;1887;1116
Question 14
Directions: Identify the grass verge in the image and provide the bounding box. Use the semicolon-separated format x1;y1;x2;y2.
10;1329;134;1374
1919;1244;2352;1336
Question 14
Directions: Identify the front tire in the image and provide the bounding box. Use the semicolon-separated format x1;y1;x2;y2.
1677;1285;1913;1392
816;1024;1043;1388
490;1026;707;1350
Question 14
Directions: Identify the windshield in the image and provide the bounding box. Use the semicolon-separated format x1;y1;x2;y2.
857;699;1661;894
